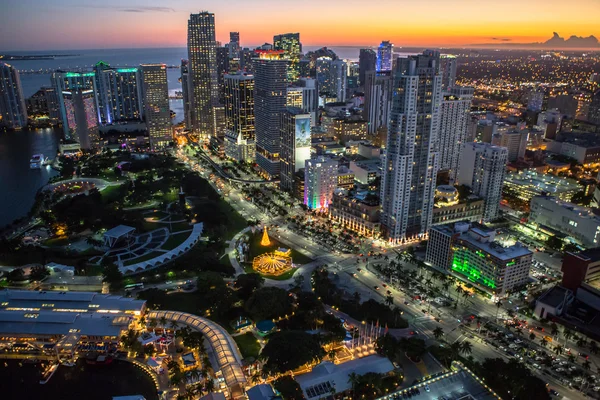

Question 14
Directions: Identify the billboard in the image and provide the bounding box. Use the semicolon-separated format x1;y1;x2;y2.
295;114;311;172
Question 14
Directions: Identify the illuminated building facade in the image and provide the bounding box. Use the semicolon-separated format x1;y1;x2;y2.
62;89;100;149
426;222;532;296
52;71;96;140
456;143;507;222
589;90;600;125
439;86;474;179
286;78;318;126
253;51;288;178
304;156;338;210
439;55;457;90
224;74;255;162
503;170;581;204
273;32;301;82
333;118;368;144
188;12;218;137
380;51;442;244
216;47;230;104
376;41;393;73
358;48;377;87
181;59;192;130
316;57;347;101
432;197;484;226
280;108;311;191
0;62;27;129
363;71;393;135
93;61;143;125
141;64;171;149
329;192;381;237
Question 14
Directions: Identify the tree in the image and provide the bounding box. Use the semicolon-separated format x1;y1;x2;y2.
554;344;564;355
460;341;473;356
273;376;304;400
590;341;598;354
433;327;444;341
28;265;49;282
6;268;26;283
495;301;503;320
562;327;573;346
245;287;294;321
550;323;559;337
148;318;158;334
260;331;324;375
385;295;394;306
540;337;548;347
234;273;265;300
545;235;562;251
102;262;124;292
529;332;536;341
583;360;591;371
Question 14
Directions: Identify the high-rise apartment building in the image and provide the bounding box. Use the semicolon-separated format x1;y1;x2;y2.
229;32;240;58
439;55;457;90
93;61;143;124
363;71;393;135
286;77;318;126
493;129;528;162
316;58;347;101
376;41;393;73
253;51;288;178
224;74;255;162
280;108;311;192
188;12;218;137
439;86;474;179
527;88;544;112
273;33;301;82
62;89;99;149
304;156;338;210
380;51;443;244
216;47;231;104
181;59;192;130
358;49;377;87
0;63;27;129
52;71;96;139
141;64;171;149
456;142;508;222
589;90;600;125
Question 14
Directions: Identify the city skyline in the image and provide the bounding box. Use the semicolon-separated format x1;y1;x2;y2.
1;0;599;51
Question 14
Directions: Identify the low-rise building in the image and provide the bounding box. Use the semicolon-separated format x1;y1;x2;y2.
336;166;355;190
503;170;581;204
432;198;484;226
329;191;380;237
529;196;600;248
534;286;574;319
546;131;600;165
426;222;532;297
349;159;381;185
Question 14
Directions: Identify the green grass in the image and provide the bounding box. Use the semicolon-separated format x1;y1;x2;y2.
43;236;70;247
100;184;126;203
161;232;189;251
233;332;261;359
122;251;166;266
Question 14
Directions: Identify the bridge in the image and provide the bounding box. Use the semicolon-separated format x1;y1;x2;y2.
147;310;247;398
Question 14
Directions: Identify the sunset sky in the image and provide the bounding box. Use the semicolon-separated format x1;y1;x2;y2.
1;0;599;50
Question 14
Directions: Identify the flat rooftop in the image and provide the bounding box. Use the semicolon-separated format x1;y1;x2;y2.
538;286;571;308
504;170;581;193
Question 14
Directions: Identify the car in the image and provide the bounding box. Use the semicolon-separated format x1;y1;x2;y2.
382;283;387;288
555;368;565;372
421;309;428;314
404;301;410;305
357;268;362;272
387;290;392;295
374;286;380;290
548;389;559;396
424;384;430;392
514;339;523;344
574;377;583;383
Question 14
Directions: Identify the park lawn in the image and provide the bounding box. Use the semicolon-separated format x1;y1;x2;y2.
161;232;190;251
43;236;70;247
233;332;261;359
101;184;127;204
247;231;313;265
123;251;166;266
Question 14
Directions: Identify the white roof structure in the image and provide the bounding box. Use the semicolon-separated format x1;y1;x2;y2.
104;225;136;247
147;310;247;398
119;223;203;274
246;384;278;400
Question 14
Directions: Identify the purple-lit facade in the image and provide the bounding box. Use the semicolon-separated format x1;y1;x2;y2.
304;156;338;211
63;89;99;150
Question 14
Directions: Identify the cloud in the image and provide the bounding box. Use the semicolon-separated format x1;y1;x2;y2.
490;37;512;42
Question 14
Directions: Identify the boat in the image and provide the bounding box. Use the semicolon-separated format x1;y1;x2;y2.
30;154;44;169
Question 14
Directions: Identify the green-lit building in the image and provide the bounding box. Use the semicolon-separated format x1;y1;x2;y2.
426;221;532;297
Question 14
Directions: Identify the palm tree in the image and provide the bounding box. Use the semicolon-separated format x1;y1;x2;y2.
550;323;559;337
460;341;473;356
529;332;536;341
590;341;598;355
385;295;394;306
327;348;336;363
148;318;158;334
433;327;444;341
204;379;215;393
554;344;564;355
450;342;462;360
455;285;463;303
562;327;573;347
583;360;591;371
495;301;503;320
169;320;180;335
348;372;359;399
540;337;548;347
159;316;168;334
568;353;576;363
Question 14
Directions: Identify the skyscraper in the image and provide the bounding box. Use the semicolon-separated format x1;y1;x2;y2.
273;33;301;82
439;55;457;91
0;62;27;129
224;73;255;162
439;86;474;179
363;71;393;135
304;156;338;210
93;61;143;124
380;51;443;244
253;51;288;179
376;41;393;73
141;64;171;149
456;143;508;222
216;47;231;104
280;108;311;192
286;78;318;126
316;58;347;101
51;71;96;139
589;90;600;125
359;49;377;87
62;89;99;149
188;12;218;138
229;32;240;58
181;59;192;130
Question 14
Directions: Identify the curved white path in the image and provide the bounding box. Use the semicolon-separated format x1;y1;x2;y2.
147;310;247;398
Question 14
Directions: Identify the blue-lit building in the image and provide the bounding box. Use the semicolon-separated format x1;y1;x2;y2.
93;61;143;125
376;41;393;73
